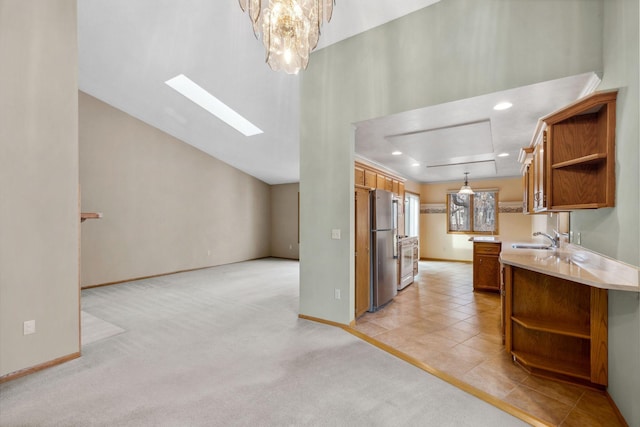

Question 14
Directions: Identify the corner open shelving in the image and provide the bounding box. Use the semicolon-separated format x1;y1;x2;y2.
504;264;608;388
511;316;590;339
543;90;617;210
511;350;591;381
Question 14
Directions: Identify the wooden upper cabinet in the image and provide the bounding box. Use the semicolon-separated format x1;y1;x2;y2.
392;180;399;195
354;161;406;196
521;90;617;212
354;166;365;187
519;147;535;215
522;164;531;214
384;177;393;192
364;170;377;188
533;133;548;212
544;90;617;209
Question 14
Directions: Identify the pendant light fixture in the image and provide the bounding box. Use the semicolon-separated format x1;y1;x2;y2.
458;172;474;195
238;0;335;75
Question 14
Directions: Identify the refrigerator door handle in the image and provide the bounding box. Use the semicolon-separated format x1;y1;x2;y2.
393;234;398;259
392;199;398;259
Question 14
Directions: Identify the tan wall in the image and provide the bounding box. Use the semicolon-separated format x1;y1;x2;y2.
0;0;79;376
79;92;271;286
270;184;300;259
419;177;533;261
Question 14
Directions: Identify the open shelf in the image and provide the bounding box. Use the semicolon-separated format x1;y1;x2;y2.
511;267;591;326
512;350;591;381
531;89;617;211
551;163;608;208
504;265;608;387
511;316;590;339
520;90;617;212
551;153;607;169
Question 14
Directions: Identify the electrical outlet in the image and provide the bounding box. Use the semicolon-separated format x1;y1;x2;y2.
334;289;341;300
23;320;35;335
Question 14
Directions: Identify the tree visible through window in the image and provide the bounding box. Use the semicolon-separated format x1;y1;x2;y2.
447;189;498;234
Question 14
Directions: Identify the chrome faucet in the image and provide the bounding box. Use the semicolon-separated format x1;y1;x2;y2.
533;231;559;248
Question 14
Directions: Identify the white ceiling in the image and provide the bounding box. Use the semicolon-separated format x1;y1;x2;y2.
355;72;600;183
78;1;598;186
78;0;440;185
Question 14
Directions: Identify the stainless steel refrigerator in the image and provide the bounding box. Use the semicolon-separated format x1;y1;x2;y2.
369;189;398;311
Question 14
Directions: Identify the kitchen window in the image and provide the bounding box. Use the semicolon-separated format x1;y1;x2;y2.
404;192;420;237
447;189;498;235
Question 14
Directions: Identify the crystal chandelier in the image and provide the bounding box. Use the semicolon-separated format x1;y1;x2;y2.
239;0;335;74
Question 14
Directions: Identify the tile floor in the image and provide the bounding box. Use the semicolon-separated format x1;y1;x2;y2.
354;260;625;426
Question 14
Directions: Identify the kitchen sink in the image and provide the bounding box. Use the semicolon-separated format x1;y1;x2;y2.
511;243;555;250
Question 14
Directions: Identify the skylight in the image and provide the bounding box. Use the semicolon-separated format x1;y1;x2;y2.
165;74;263;137
493;101;513;111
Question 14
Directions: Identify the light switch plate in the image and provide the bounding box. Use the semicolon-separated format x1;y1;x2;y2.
23;320;35;335
331;229;341;240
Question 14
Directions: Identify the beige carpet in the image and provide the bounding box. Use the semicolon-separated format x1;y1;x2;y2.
0;258;527;426
81;311;126;345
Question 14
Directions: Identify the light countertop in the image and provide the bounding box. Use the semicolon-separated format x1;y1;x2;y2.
468;236;501;243
500;242;640;292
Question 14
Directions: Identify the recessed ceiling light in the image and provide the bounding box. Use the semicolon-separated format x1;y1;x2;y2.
165;74;263;137
493;102;513;111
392;151;402;156
497;152;510;157
411;162;420;167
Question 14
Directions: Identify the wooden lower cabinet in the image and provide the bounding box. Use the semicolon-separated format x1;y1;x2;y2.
354;187;371;318
473;241;502;292
503;264;608;388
